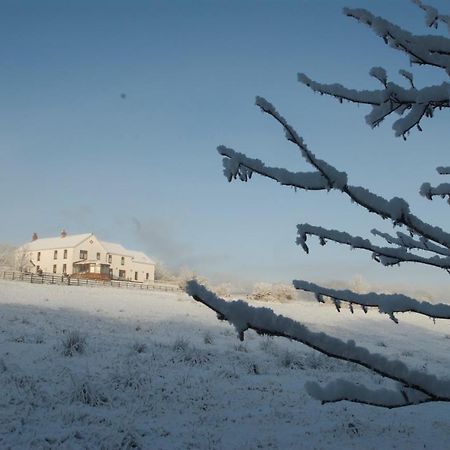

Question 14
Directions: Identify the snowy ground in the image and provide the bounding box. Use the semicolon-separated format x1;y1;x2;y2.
0;280;449;450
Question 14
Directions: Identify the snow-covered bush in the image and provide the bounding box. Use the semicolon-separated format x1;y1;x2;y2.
0;243;15;270
187;1;450;408
249;282;298;303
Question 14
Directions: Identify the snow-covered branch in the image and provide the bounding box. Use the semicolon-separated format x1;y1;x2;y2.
344;8;450;71
413;0;450;33
420;182;450;203
219;97;450;250
296;224;450;270
297;5;450;137
371;229;450;257
305;380;430;408
218;146;328;190
298;73;450;136
293;279;450;321
186;280;450;407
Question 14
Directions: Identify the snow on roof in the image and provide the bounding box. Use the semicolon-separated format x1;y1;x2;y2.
100;241;154;264
100;241;128;255
20;233;92;251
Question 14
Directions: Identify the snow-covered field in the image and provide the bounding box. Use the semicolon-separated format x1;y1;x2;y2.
0;280;449;450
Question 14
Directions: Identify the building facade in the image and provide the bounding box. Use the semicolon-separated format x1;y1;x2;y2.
16;231;155;283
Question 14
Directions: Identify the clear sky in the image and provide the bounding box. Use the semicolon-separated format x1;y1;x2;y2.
1;0;449;293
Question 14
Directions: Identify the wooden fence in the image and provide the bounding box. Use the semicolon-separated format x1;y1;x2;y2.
0;271;180;292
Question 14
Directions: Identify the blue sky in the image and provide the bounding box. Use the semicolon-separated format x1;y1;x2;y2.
1;0;449;292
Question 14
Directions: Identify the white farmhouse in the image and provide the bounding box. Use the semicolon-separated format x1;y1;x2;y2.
16;231;155;283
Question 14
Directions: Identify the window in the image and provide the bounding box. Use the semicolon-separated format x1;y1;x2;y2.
63;249;67;259
53;264;57;274
37;252;41;262
108;254;112;264
119;269;126;279
121;256;125;265
36;265;40;273
134;271;138;281
146;273;149;280
80;250;88;260
96;252;100;260
62;263;67;274
54;250;58;259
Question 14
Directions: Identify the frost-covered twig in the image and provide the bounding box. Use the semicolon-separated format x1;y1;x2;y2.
298;73;450;137
420;182;450;203
293;279;450;321
218;146;327;190
344;8;450;70
371;229;450;257
298;5;450;137
186;280;450;407
296;224;450;270
219;97;450;250
413;0;450;32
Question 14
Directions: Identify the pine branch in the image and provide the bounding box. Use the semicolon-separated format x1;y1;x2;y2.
293;279;450;321
186;280;450;405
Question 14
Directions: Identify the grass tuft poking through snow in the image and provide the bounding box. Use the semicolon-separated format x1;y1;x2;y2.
61;330;86;357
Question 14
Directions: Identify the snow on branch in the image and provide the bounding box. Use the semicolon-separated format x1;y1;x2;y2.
292;279;450;321
296;224;450;270
217;146;328;190
298;5;450;137
437;166;450;175
420;182;450;203
413;0;450;32
298;73;450;136
344;8;450;70
219;97;450;250
186;280;450;407
305;380;429;408
371;229;450;257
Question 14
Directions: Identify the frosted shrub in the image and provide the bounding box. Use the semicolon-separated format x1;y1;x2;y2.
203;330;215;345
61;331;86;357
250;283;297;303
172;336;190;353
131;342;147;354
71;379;108;407
279;350;300;369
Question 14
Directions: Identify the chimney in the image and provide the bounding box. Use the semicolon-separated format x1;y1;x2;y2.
60;229;67;238
32;232;38;241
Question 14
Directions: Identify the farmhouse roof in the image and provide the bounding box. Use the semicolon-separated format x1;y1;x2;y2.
21;233;92;251
101;241;154;264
